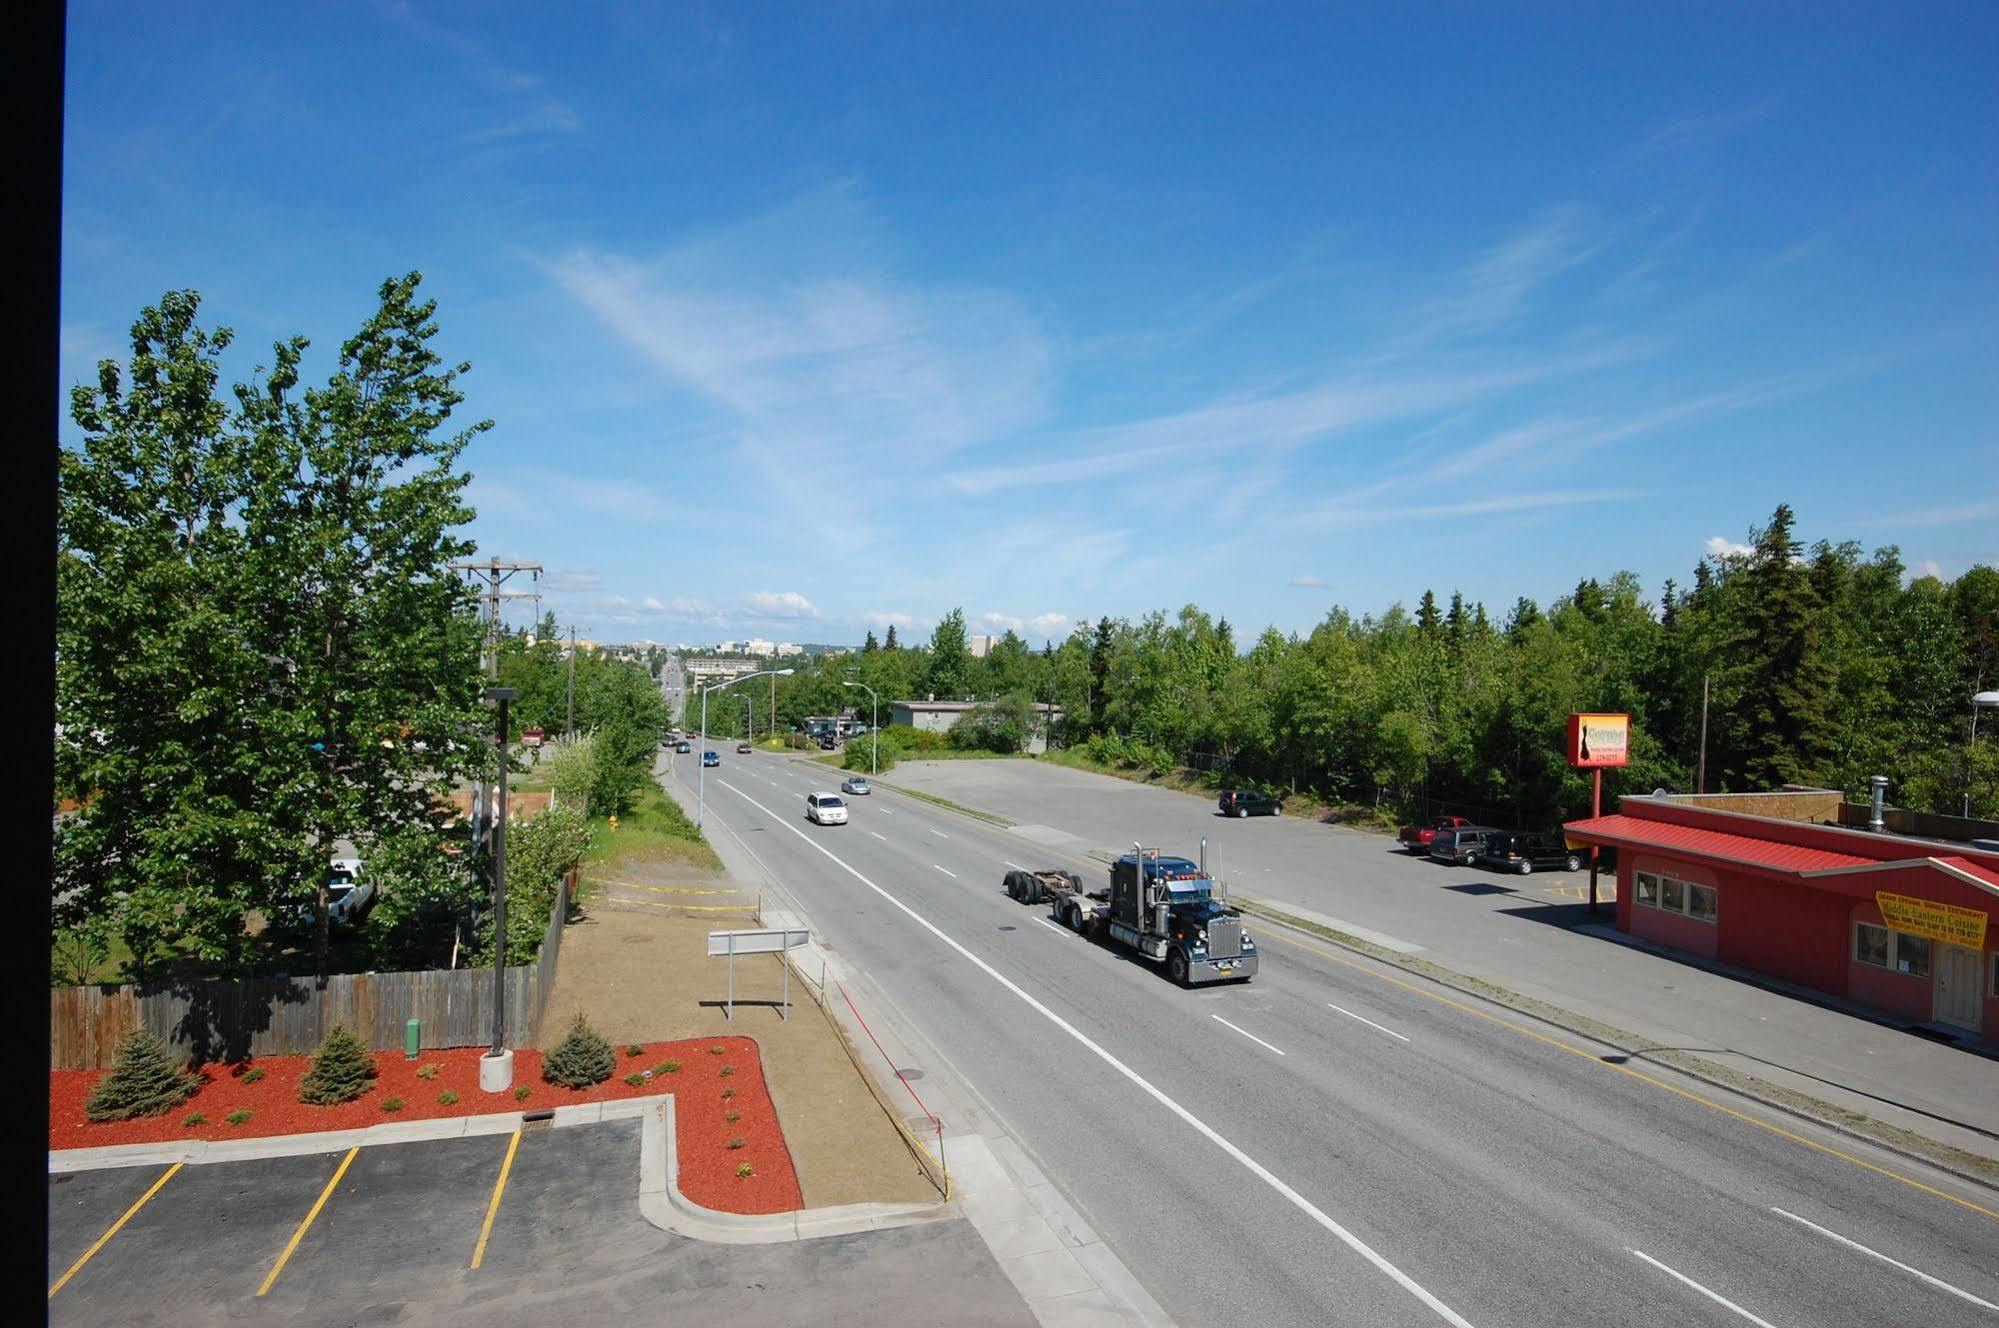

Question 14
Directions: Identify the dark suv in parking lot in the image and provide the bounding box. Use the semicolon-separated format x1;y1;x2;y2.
1218;788;1282;818
1428;825;1497;866
1476;831;1582;875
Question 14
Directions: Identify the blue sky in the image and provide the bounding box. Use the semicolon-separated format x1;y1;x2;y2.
62;3;1997;646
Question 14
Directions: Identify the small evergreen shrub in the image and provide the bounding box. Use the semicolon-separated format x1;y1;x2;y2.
381;1097;405;1112
735;1162;753;1178
708;1045;726;1056
85;1030;196;1123
726;1137;745;1150
298;1024;376;1106
241;1066;265;1085
513;1085;532;1101
623;1072;645;1087
543;1014;616;1089
226;1108;253;1126
656;1059;680;1074
182;1112;207;1128
718;1065;735;1078
625;1044;645;1058
721;1087;736;1100
415;1063;440;1080
724;1110;740;1123
438;1090;459;1105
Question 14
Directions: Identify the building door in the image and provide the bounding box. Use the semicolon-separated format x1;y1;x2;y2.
1932;945;1983;1032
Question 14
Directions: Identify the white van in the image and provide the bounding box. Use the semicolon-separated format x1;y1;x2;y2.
806;791;849;825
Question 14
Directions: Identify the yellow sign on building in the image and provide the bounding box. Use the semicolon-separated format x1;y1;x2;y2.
1875;892;1988;950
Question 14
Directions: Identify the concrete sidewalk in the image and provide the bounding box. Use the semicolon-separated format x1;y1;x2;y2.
884;757;1999;1182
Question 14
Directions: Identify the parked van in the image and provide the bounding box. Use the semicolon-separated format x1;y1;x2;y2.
806;791;849;825
1428;825;1496;866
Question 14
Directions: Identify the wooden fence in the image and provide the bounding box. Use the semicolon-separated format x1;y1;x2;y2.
50;883;570;1071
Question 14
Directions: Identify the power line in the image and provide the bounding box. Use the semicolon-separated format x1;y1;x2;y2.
448;556;543;676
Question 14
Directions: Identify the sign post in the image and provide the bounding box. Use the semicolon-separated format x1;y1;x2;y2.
707;928;812;1019
1566;714;1631;916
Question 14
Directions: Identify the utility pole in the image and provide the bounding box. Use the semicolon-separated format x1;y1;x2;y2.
1696;674;1710;795
448;556;543;677
564;624;582;734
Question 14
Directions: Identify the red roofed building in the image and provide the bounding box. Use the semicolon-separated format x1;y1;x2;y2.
1564;795;1999;1039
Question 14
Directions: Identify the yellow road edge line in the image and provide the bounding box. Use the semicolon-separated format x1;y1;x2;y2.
48;1161;182;1299
1257;926;1999;1222
469;1131;522;1270
601;896;757;912
582;878;738;896
256;1147;359;1297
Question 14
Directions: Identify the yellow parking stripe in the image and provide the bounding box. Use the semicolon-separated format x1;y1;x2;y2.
256;1147;358;1297
48;1162;182;1298
1258;927;1999;1222
470;1131;522;1269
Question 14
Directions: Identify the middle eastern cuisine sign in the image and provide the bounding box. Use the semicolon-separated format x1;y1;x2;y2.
1875;893;1988;950
1566;713;1630;768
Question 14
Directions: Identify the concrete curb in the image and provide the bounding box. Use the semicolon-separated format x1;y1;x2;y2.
636;1096;955;1244
1235;897;1999;1196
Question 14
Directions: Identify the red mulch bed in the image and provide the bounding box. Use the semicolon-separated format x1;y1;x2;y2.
50;1037;801;1214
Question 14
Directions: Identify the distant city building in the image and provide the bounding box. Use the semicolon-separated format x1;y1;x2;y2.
966;634;997;658
776;643;803;657
889;699;1064;755
684;656;763;687
745;637;776;656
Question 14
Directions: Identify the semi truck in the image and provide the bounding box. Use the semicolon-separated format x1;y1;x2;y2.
1002;846;1257;986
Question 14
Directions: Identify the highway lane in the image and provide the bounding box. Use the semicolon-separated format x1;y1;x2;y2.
671;750;1999;1327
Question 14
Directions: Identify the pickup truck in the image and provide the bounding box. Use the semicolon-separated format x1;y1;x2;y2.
1397;815;1473;853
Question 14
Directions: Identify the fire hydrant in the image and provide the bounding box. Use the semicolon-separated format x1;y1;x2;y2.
609;815;619;832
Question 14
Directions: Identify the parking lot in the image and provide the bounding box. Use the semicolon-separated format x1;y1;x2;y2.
48;1120;1034;1327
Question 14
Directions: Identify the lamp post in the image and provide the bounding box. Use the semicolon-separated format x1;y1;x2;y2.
1969;690;1999;818
843;680;879;775
700;668;794;827
743;693;754;746
480;686;517;1092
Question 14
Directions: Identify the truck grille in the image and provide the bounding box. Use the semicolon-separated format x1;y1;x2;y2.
1207;920;1242;959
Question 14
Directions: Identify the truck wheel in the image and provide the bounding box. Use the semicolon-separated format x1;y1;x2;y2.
1024;877;1042;905
1167;949;1190;987
1517;859;1533;875
1066;905;1084;933
1062;871;1082;892
1006;872;1021;900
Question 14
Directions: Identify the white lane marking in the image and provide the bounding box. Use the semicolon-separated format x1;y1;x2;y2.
1628;1251;1779;1327
1003;860;1027;871
1327;1002;1411;1043
1034;917;1067;935
933;865;958;879
880;807;893;814
931;829;951;839
1770;1208;1996;1310
710;779;1474;1328
870;831;887;841
1212;1015;1287;1057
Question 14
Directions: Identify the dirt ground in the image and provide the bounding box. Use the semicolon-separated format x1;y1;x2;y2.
536;853;940;1210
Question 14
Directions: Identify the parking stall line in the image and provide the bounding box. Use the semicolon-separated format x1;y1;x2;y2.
257;1147;359;1297
48;1162;182;1299
1628;1250;1779;1327
470;1132;523;1270
1769;1208;1996;1311
1212;1014;1287;1056
1327;1002;1411;1043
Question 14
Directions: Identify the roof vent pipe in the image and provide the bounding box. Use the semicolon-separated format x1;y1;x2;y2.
1868;776;1889;833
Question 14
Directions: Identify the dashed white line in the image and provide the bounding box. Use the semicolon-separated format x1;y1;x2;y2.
1003;860;1027;871
930;828;950;838
706;778;1474;1328
1034;917;1067;935
1628;1251;1778;1327
933;865;957;879
1326;1002;1411;1043
1770;1208;1996;1310
1211;1015;1287;1057
870;831;887;841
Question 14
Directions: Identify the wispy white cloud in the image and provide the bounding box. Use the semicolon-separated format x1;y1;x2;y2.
1401;208;1601;345
383;2;580;142
1853;499;1999;529
1704;536;1755;560
1907;560;1945;583
864;610;928;633
1632;103;1773;158
1304;488;1639;528
1288;575;1327;589
542;568;601;592
977;610;1072;639
744;590;819;619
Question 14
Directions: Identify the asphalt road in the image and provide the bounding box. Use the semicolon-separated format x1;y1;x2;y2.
669;748;1999;1328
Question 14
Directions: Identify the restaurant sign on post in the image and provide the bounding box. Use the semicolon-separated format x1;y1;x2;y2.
1567;713;1631;915
1875;893;1988;950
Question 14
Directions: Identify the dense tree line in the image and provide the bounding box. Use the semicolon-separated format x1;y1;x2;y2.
493;613;668;814
698;510;1998;825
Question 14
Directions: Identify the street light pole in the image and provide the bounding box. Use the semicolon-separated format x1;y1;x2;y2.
481;686;517;1092
842;680;878;775
1969;690;1999;819
699;667;795;828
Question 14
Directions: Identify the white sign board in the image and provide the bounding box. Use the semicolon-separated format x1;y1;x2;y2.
707;928;811;956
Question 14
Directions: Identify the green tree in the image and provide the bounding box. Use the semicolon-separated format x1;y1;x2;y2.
85;1030;196;1122
298;1023;376;1105
928;609;971;699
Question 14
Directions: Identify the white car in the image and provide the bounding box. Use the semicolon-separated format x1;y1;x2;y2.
806;792;849;825
840;777;872;796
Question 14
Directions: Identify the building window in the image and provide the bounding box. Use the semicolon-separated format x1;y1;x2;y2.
1635;871;1715;924
1854;922;1933;978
